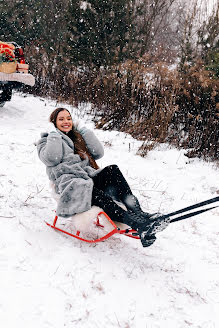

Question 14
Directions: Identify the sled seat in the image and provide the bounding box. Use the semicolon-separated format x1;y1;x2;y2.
45;211;140;243
47;182;140;243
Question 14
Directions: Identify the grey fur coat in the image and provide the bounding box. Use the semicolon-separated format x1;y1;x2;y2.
37;128;104;217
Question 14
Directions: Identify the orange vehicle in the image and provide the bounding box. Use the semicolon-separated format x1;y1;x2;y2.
0;41;35;107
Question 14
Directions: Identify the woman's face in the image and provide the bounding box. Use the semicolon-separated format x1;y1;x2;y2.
56;110;73;133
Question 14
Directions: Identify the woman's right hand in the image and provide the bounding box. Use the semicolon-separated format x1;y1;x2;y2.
37;131;63;167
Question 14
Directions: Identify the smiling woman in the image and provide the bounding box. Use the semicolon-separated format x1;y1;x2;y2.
37;107;171;247
49;107;100;169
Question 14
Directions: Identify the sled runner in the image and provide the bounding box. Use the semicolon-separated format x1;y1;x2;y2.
45;196;218;244
45;211;141;243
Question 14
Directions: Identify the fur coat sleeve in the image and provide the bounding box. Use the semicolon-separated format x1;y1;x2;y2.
37;130;103;218
37;132;63;166
79;127;104;159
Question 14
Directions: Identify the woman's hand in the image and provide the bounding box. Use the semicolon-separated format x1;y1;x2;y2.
37;131;63;166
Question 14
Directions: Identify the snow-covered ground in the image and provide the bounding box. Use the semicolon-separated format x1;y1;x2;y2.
0;93;218;328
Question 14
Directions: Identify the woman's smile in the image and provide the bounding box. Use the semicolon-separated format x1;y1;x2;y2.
62;124;71;128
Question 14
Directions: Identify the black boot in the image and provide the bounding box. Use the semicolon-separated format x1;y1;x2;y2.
140;234;156;247
92;187;160;231
123;210;170;235
123;195;171;239
123;194;152;219
91;187;168;248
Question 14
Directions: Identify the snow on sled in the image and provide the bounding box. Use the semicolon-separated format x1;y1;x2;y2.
45;196;219;244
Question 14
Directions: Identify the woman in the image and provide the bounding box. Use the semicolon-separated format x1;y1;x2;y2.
37;108;170;247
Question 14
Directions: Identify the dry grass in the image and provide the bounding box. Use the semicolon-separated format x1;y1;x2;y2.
30;53;218;161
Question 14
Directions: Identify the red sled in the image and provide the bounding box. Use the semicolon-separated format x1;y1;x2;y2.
45;211;140;243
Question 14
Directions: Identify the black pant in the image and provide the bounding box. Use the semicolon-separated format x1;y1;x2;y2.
91;165;133;223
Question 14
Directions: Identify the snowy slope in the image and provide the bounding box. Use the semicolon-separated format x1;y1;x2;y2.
0;93;218;328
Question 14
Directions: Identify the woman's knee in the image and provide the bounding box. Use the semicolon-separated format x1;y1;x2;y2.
100;164;119;175
107;164;119;171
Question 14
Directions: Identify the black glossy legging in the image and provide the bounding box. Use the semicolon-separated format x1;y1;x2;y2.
91;165;133;223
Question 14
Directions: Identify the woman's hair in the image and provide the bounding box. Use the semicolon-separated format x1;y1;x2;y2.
49;107;71;127
49;108;99;170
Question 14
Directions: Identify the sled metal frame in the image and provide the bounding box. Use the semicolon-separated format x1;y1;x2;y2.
45;211;140;243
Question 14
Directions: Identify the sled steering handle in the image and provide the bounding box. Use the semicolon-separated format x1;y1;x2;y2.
158;196;219;221
170;205;218;223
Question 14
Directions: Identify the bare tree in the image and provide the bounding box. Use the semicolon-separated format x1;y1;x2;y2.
134;0;176;56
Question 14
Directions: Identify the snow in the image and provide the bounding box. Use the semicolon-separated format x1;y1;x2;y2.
0;93;218;328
